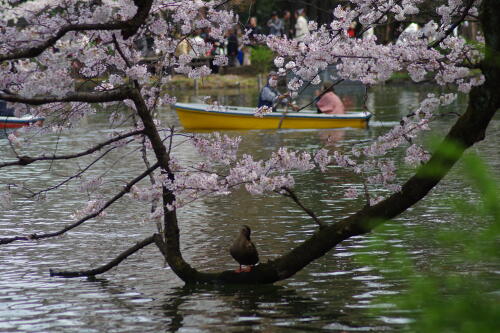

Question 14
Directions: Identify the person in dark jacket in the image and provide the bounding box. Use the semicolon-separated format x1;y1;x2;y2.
258;72;281;109
282;10;294;39
0;100;14;117
226;28;239;66
258;72;298;111
246;17;262;42
267;11;284;36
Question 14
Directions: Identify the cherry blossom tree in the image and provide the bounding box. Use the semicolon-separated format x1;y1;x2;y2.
0;0;498;284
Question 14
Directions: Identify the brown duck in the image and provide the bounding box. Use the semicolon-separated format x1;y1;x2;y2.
230;225;259;273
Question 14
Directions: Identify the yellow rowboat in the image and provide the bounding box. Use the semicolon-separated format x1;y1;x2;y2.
174;103;372;130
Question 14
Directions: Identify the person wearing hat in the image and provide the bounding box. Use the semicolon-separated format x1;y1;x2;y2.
258;72;297;111
257;71;288;111
267;11;284;36
258;71;280;109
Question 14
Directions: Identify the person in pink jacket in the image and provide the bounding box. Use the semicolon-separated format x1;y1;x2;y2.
315;84;345;114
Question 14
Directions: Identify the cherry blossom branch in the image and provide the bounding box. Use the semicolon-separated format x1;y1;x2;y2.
140;136;156;185
187;72;498;285
121;0;155;39
280;187;326;229
356;1;402;38
0;162;160;245
429;0;476;49
0;0;154;62
5;132;21;159
112;34;133;68
0;130;144;168
49;234;157;278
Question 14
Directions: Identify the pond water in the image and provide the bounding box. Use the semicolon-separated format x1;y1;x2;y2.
0;84;499;332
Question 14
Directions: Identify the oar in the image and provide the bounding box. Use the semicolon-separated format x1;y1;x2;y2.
277;104;289;129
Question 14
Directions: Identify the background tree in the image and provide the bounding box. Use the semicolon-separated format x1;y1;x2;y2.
0;0;498;285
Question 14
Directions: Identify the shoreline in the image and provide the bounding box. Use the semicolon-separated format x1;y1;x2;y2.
76;71;416;91
167;73;260;90
166;72;415;90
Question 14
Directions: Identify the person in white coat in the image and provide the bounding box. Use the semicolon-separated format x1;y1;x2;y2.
294;8;309;41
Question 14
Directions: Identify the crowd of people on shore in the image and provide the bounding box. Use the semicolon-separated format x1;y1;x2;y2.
172;8;312;70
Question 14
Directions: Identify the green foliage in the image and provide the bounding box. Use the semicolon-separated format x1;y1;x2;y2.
250;46;275;74
465;39;486;57
416;138;465;178
356;153;500;332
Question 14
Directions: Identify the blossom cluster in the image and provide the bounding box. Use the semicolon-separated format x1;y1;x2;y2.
330;93;457;202
266;0;483;91
71;198;108;220
127;133;331;212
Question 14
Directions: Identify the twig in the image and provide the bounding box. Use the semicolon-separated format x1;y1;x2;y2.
49;234;156;278
0;129;144;168
112;34;133;68
280;187;326;229
0;162;159;245
28;144;122;198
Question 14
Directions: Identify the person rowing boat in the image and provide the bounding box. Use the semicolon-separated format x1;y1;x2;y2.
315;83;345;115
257;71;298;111
0;99;14;117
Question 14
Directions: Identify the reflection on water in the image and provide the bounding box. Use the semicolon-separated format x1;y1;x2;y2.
0;85;498;332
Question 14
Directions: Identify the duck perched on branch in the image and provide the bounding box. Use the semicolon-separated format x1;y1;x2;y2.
230;225;259;273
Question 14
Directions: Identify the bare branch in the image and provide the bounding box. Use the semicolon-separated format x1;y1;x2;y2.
49;234;156;278
0;130;144;168
153;233;167;258
0;88;130;106
112;34;133;68
0;162;160;245
280;187;326;229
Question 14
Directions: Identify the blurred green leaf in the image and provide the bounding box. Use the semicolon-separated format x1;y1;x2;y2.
355;152;500;332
